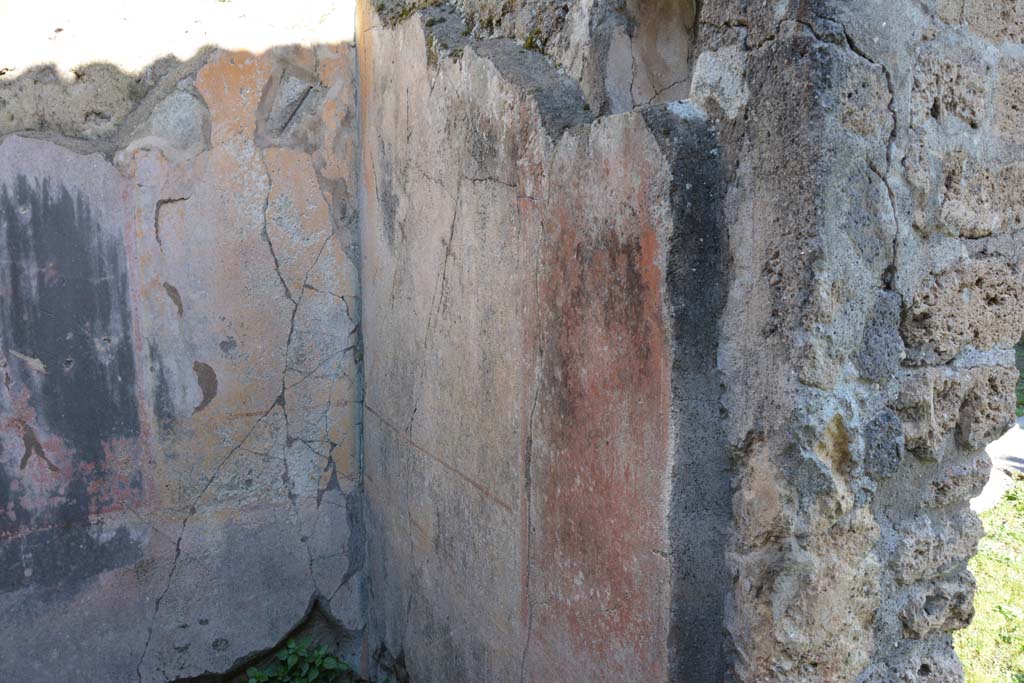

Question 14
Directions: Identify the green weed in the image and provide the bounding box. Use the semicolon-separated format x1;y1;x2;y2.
246;638;352;683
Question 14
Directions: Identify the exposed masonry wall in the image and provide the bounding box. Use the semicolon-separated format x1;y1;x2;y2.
1;0;1022;682
688;1;1024;680
0;46;365;682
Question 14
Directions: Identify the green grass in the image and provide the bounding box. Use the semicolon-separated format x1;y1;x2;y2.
956;480;1024;682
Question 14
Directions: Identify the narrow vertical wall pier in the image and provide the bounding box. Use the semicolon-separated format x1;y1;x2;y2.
643;105;729;683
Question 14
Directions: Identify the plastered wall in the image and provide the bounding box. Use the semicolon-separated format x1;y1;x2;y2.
1;0;1022;681
357;2;728;680
0;44;365;682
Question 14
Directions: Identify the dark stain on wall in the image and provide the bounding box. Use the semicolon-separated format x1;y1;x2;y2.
0;524;142;594
377;146;399;246
642;103;730;683
149;341;176;434
0;175;142;591
17;419;57;471
0;460;30;537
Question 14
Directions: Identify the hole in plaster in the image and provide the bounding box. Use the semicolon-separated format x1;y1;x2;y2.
191;361;218;415
167;598;363;683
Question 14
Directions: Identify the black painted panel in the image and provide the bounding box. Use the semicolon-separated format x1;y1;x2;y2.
0;175;142;591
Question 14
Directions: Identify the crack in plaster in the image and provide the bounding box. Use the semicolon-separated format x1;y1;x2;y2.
136;145;360;679
153;196;190;251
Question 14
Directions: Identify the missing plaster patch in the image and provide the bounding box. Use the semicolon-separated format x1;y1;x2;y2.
191;361;218;414
255;63;324;147
163;282;184;317
17;420;58;472
166;597;364;683
8;349;46;374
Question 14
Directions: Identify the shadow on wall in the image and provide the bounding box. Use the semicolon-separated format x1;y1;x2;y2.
1016;337;1023;417
0;11;365;681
